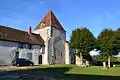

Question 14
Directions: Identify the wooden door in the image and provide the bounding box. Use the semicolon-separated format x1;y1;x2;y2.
38;55;42;64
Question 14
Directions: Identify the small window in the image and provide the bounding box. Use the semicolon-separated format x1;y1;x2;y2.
27;53;32;60
18;43;23;48
41;22;45;28
28;44;32;49
54;55;56;59
61;52;62;57
47;29;49;35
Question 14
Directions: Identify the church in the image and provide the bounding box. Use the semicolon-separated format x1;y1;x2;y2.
0;10;74;65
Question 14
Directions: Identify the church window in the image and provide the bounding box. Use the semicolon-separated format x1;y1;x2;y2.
54;55;56;59
61;52;62;57
47;29;49;35
27;53;32;60
41;22;45;28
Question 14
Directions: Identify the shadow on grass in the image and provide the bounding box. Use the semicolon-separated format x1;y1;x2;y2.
0;66;120;80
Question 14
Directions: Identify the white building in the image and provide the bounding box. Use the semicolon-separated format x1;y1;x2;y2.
0;10;73;65
65;41;75;64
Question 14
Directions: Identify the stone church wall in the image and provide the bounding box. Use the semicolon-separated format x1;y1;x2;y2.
33;26;66;64
49;27;66;64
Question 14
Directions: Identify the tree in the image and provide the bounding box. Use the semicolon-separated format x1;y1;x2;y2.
97;28;119;68
108;28;120;58
111;28;120;55
70;27;96;65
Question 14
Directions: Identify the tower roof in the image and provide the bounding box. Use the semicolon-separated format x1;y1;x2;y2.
34;10;65;31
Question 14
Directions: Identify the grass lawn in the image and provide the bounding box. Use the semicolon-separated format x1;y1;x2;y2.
0;64;120;80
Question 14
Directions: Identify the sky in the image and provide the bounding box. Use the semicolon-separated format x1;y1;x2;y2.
1;0;120;41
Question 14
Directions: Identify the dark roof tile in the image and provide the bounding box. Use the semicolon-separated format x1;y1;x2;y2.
0;25;44;45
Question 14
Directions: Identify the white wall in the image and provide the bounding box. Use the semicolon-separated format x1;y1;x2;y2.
65;42;70;64
33;26;51;64
76;55;81;66
0;40;44;65
32;45;44;65
33;27;51;41
0;41;18;65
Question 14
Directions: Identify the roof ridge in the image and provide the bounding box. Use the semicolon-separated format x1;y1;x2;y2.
0;25;28;33
34;10;65;31
50;10;52;26
0;25;39;35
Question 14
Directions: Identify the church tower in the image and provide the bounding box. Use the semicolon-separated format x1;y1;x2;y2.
33;10;66;64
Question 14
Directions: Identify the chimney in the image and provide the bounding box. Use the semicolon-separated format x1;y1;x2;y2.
28;26;32;34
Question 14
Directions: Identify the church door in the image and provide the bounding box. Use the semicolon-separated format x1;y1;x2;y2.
38;55;42;64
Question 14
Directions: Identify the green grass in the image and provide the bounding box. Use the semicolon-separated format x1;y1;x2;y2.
66;65;120;76
0;65;120;80
28;64;120;76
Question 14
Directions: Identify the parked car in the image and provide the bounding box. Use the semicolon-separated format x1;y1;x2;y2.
12;58;34;66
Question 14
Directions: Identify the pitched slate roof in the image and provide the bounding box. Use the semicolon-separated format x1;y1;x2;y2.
0;25;44;45
34;10;65;31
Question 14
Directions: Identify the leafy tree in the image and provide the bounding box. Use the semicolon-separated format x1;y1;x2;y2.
83;53;93;61
70;27;96;65
111;28;120;55
97;28;120;68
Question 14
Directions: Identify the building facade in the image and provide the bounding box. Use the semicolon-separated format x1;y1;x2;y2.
0;26;44;65
33;11;66;64
0;10;73;65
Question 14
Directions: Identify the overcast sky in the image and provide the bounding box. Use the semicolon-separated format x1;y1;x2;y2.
0;0;120;41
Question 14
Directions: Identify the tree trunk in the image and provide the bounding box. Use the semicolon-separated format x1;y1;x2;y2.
80;53;83;65
108;55;111;69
